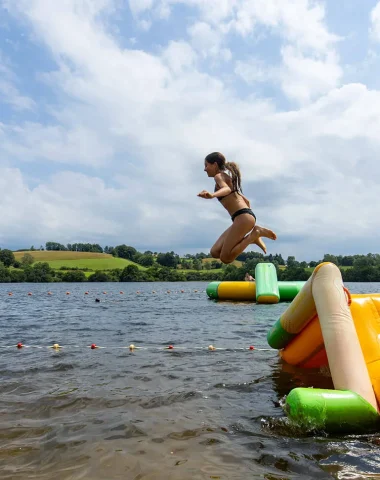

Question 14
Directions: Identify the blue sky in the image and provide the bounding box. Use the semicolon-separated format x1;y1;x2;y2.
1;0;380;261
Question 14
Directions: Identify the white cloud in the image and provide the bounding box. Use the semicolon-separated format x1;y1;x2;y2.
128;0;236;24
279;46;342;103
128;0;154;17
0;122;115;166
235;59;271;84
187;21;223;58
370;1;380;42
235;46;342;104
129;0;341;102
161;40;197;74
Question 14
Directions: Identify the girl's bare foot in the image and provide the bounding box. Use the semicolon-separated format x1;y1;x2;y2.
254;225;277;240
254;237;267;254
249;225;276;253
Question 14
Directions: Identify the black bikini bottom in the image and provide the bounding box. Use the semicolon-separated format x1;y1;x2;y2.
231;208;256;222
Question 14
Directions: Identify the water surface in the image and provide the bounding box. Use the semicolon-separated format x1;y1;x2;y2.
0;282;380;479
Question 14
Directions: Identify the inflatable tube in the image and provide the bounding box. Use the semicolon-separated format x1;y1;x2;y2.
267;262;380;432
286;388;380;433
278;281;305;301
206;281;220;300
255;263;280;304
206;281;256;301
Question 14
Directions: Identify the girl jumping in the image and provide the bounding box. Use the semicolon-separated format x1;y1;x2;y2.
197;152;276;264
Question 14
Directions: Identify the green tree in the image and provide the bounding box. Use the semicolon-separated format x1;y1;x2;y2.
62;271;86;282
114;244;137;260
0;249;15;267
138;254;154;267
353;256;372;268
46;242;67;251
88;271;110;282
323;254;339;266
192;259;202;271
0;262;11;282
211;260;222;269
10;269;26;282
341;256;354;266
24;262;53;282
222;264;240;280
156;252;180;268
20;253;34;267
286;256;299;268
120;265;141;281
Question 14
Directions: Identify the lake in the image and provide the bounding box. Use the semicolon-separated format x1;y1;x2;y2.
0;282;380;479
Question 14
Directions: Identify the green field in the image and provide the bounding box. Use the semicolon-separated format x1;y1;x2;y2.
14;251;146;271
180;268;223;274
201;258;242;267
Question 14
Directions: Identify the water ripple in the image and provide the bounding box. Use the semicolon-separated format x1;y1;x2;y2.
0;281;379;479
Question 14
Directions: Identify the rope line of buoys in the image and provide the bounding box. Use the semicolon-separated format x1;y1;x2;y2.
1;343;272;352
5;290;201;296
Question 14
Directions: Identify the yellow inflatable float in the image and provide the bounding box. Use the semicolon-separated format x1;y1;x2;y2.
267;262;380;433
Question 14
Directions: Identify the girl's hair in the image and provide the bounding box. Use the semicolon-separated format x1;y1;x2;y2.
205;152;242;192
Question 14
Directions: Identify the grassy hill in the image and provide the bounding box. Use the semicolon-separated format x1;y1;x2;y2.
201;257;242;268
14;251;146;271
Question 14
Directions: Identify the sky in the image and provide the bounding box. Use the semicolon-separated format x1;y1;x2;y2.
1;0;380;261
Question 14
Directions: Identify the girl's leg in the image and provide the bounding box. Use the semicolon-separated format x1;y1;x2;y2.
210;224;233;259
220;217;276;264
219;215;256;264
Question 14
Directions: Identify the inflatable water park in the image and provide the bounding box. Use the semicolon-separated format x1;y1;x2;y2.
207;262;380;433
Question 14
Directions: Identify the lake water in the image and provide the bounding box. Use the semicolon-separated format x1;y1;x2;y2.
0;282;380;480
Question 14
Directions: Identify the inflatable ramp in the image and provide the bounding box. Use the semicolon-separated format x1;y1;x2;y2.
267;262;380;433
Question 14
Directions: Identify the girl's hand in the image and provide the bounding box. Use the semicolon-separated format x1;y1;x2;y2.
197;190;213;199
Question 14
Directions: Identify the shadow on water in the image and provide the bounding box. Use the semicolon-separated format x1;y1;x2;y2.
0;282;380;479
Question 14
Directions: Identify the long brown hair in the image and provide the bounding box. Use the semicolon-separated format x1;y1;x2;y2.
204;152;242;192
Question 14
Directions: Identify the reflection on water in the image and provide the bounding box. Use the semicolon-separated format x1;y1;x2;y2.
0;281;379;479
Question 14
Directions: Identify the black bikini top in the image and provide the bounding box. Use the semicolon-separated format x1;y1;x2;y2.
214;185;239;202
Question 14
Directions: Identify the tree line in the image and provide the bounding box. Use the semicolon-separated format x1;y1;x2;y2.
1;243;380;282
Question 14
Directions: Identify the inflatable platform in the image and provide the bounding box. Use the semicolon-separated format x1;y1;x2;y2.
267;262;380;433
206;263;305;303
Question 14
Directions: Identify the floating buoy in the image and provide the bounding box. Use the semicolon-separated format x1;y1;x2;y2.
167;345;174;349
48;292;52;295
129;344;135;351
181;290;184;293
249;345;255;350
17;342;23;349
103;292;107;294
194;290;198;293
90;343;97;349
66;292;70;295
85;292;89;295
208;345;216;351
28;292;32;296
152;291;156;294
136;291;140;294
120;291;124;294
51;343;60;350
167;290;171;294
8;292;12;296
